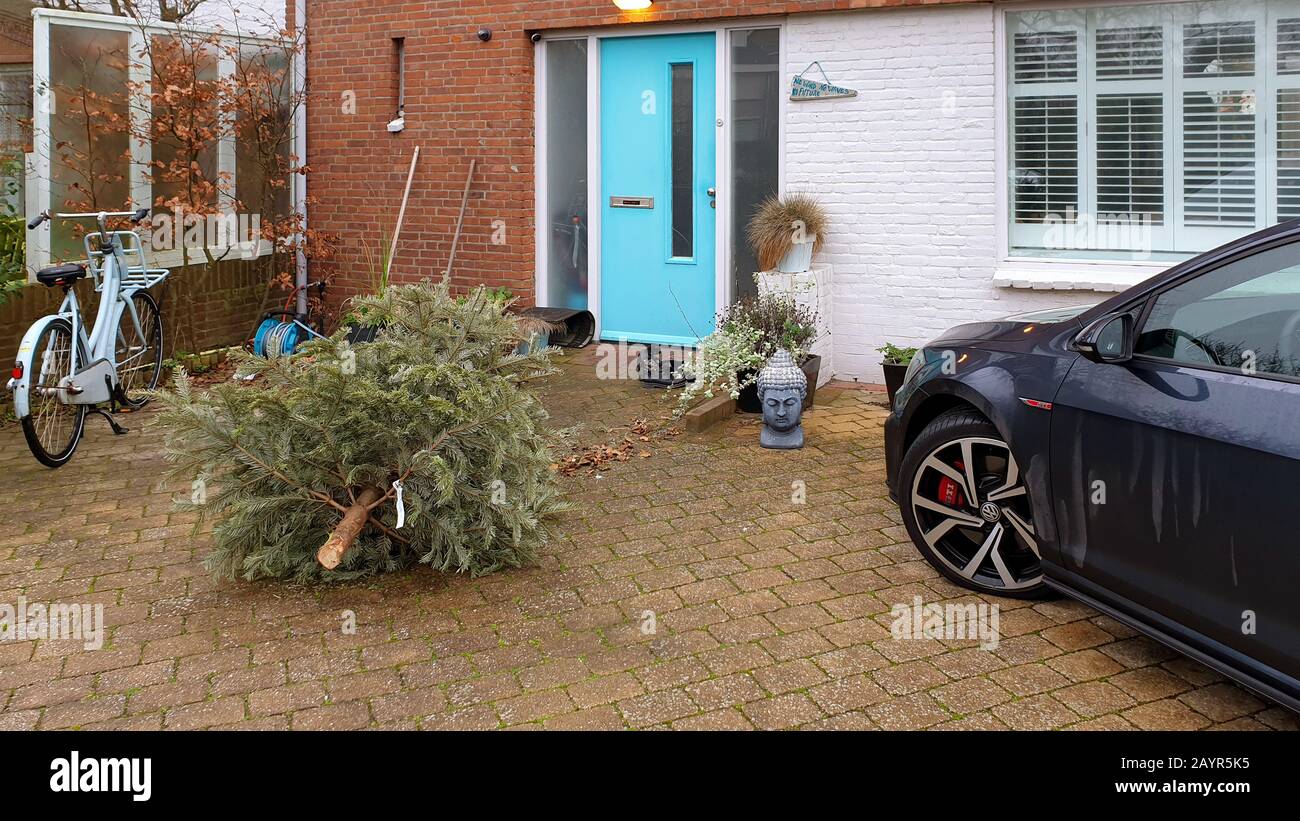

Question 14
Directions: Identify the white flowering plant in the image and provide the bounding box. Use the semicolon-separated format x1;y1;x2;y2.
674;294;817;415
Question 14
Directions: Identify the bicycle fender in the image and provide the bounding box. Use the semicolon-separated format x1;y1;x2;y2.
9;314;68;419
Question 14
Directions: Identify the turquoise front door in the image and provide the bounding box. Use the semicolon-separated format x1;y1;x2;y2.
600;33;716;345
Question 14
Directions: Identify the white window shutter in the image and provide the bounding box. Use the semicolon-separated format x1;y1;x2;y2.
1096;94;1165;222
1096;26;1163;79
1013;31;1079;83
1013;96;1080;221
1277;88;1300;219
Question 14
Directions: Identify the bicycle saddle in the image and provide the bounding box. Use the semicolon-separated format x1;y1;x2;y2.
36;262;86;287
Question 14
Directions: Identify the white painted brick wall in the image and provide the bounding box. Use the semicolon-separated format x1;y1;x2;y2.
785;6;1099;384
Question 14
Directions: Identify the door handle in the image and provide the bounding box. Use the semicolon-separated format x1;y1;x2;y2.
706;187;716;197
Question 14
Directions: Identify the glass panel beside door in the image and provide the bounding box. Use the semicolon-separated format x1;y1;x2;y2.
729;28;780;302
544;39;589;311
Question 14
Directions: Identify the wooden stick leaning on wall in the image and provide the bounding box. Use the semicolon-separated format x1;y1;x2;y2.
387;146;421;282
444;158;477;280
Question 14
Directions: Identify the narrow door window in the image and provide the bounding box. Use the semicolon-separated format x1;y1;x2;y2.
670;63;694;258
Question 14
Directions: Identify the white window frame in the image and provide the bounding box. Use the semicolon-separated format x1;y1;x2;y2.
995;0;1300;291
28;8;292;274
534;19;786;341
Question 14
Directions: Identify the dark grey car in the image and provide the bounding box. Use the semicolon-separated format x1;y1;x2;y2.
884;220;1300;711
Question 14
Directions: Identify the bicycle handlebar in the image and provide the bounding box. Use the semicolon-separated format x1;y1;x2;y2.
27;208;151;230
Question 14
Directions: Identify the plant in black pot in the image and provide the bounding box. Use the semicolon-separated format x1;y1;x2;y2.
733;295;821;412
878;342;918;406
675;294;822;417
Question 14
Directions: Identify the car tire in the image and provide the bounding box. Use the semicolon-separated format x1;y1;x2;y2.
899;408;1051;599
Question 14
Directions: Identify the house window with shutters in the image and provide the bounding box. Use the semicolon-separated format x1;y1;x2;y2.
1006;0;1300;261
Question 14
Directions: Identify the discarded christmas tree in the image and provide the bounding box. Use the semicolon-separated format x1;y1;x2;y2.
157;280;566;581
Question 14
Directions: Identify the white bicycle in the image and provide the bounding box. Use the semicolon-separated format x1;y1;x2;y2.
7;208;169;467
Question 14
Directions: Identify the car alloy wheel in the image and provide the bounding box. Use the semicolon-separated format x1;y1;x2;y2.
908;435;1042;593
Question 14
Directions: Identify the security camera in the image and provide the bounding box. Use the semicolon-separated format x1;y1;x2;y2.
478;28;492;42
530;32;542;44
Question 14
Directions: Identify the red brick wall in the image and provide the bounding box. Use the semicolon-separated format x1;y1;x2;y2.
306;0;981;309
1;258;274;377
0;11;32;66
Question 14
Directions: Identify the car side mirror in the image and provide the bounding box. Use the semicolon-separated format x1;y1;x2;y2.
1074;313;1133;364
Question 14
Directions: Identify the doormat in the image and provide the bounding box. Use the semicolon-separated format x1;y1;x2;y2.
635;344;695;389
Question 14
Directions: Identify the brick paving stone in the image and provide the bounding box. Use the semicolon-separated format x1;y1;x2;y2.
992;695;1081;730
1051;681;1137;719
517;658;591;691
618;689;697;727
568;673;645;709
0;349;1279;732
249;682;327;716
1256;708;1300;731
933;677;1013;715
1109;667;1193;703
419;704;501;731
1100;636;1181;669
743;693;826;730
1122;698;1212;730
1208;717;1271;730
1177;683;1265;723
496;690;575;725
753;659;828;695
866;692;951;730
371;687;447;723
808;675;890;714
543;704;625;731
163;697;246;730
328;669;402;703
760;630;835;662
990;663;1071;697
686;673;766;711
11;676;96;710
1162;657;1224;687
805;711;878;731
635;658;711;692
1067;714;1136;731
930;648;1008;680
672;708;754;730
1048;649;1126;683
291;701;371;730
0;709;41;730
930;711;1008;731
447;673;522;708
872;660;948;695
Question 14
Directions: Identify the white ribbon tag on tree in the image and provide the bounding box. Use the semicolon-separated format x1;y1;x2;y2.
393;479;406;529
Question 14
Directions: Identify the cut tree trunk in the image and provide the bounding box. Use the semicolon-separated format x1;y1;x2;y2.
317;486;384;569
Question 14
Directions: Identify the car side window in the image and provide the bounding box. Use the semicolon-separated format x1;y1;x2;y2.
1135;242;1300;378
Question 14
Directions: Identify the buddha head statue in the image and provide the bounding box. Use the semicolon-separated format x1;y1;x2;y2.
756;348;807;448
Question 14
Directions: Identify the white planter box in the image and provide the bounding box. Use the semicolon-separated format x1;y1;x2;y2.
776;239;815;273
756;263;834;387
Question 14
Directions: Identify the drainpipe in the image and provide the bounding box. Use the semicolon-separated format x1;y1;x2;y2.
294;0;309;317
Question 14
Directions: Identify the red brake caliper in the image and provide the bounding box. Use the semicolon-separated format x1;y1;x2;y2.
937;460;966;508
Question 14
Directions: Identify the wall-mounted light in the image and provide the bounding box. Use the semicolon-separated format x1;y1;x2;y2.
613;0;653;10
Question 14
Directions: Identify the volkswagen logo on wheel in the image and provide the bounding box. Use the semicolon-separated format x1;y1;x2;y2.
979;502;1002;523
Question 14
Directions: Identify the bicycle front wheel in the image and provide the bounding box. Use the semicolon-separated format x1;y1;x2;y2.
20;318;88;468
116;289;164;409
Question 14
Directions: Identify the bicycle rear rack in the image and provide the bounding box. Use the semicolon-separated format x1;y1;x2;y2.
83;230;170;293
